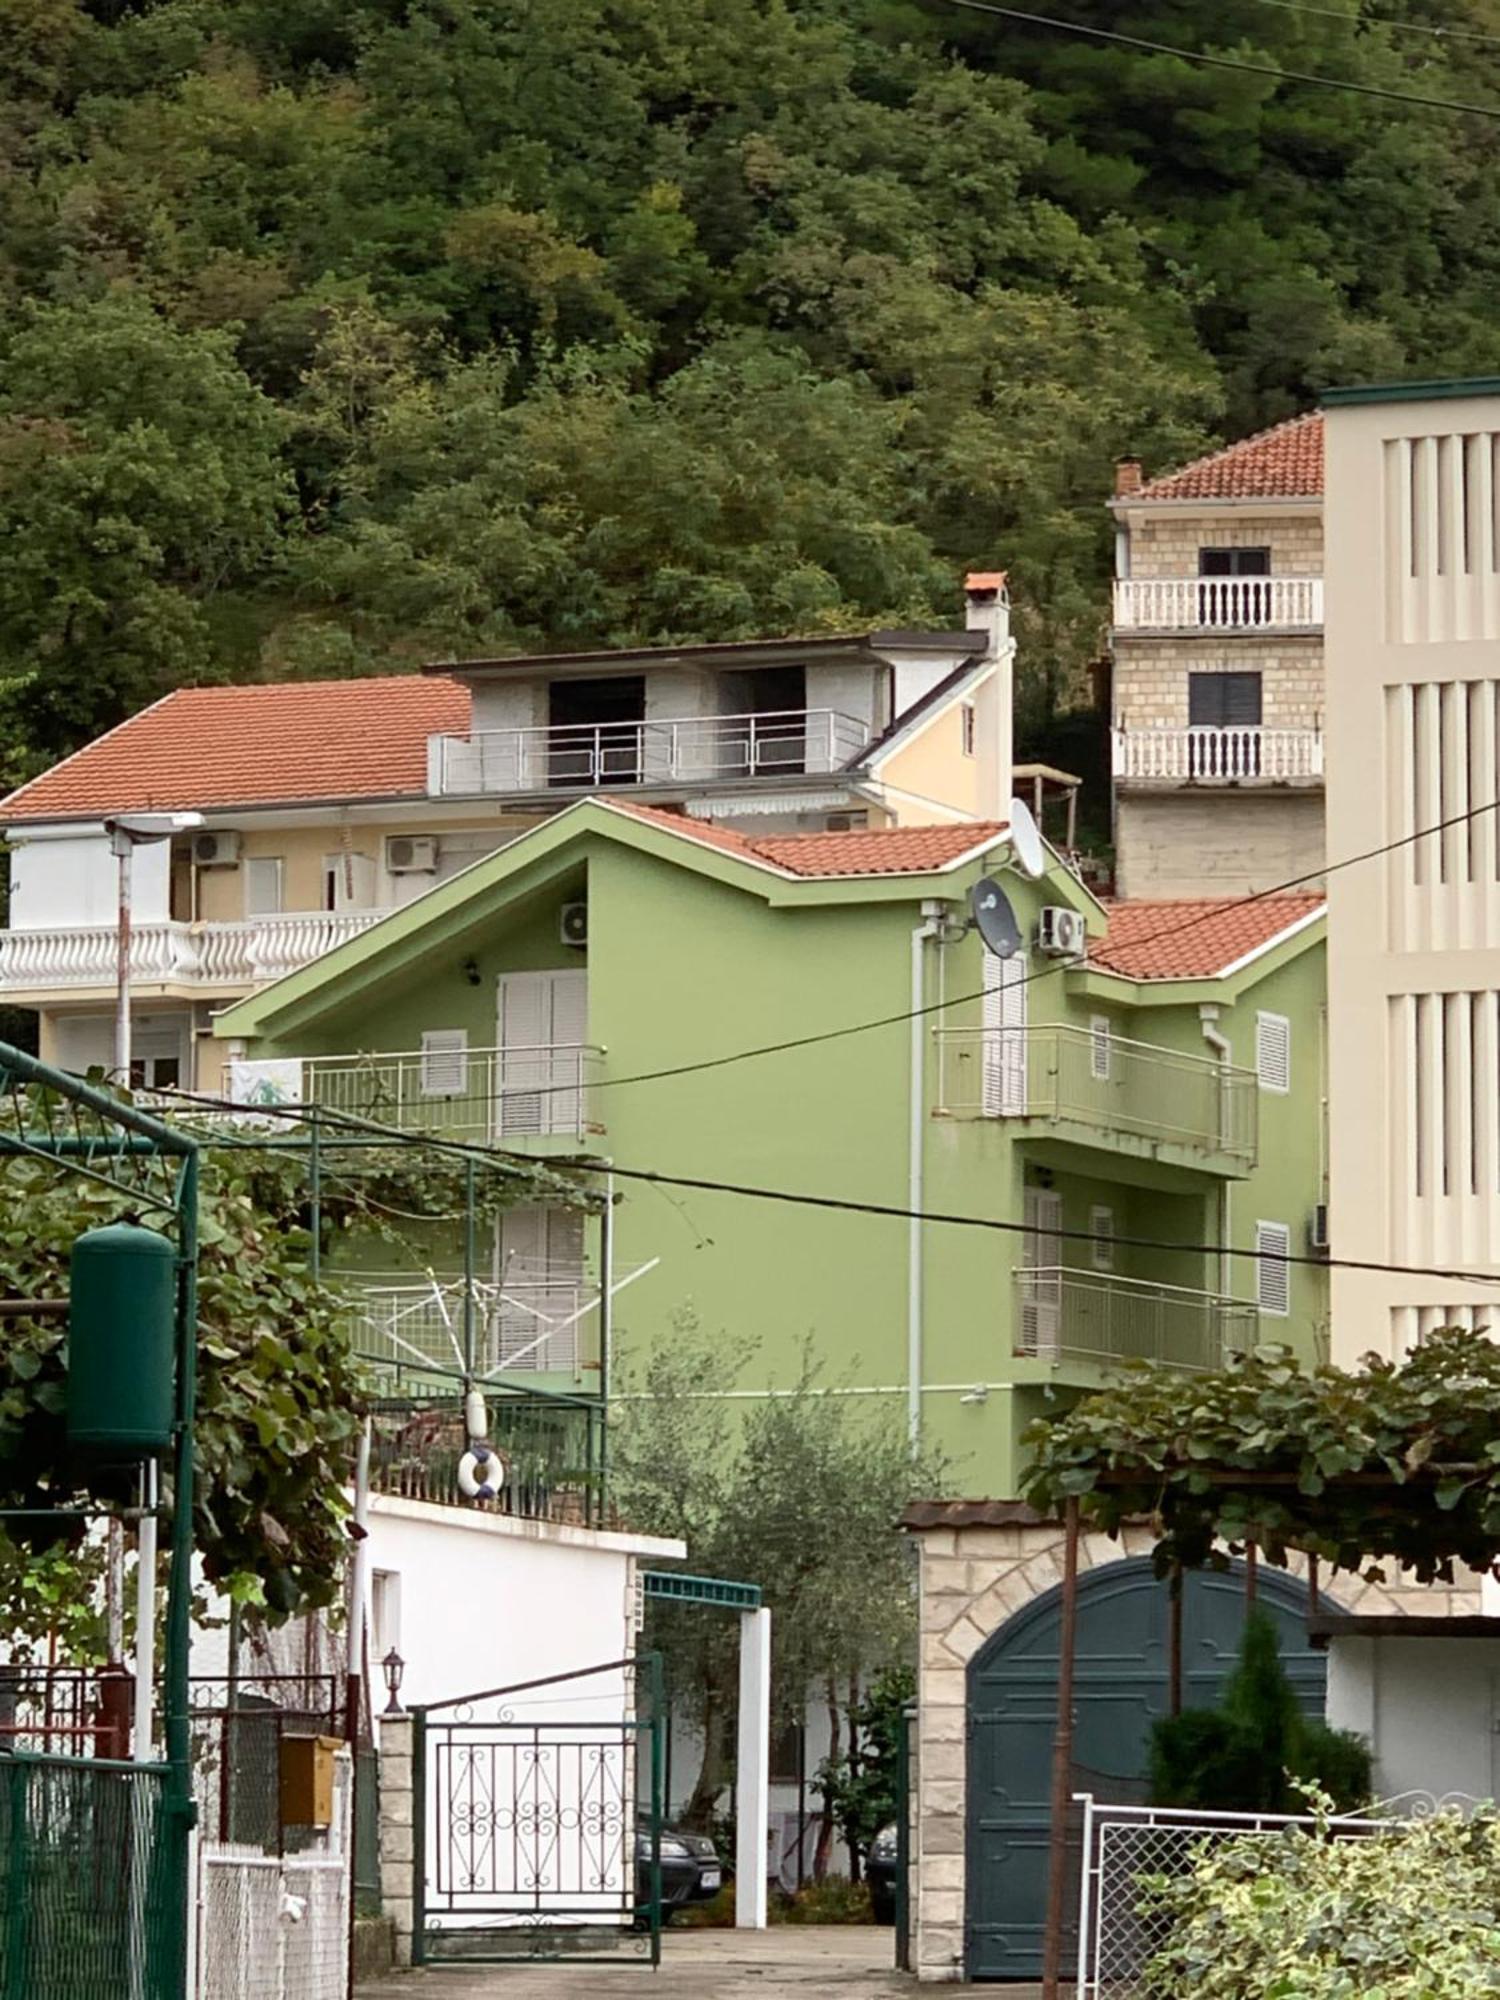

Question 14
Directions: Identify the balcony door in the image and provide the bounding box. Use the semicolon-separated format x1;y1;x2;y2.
1019;1188;1062;1358
1188;671;1262;777
981;951;1028;1116
547;676;646;788
495;968;588;1136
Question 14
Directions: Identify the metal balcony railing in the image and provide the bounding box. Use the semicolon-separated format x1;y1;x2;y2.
0;910;390;991
1111;726;1323;783
1112;576;1323;631
1014;1267;1258;1372
431;708;871;796
933;1024;1258;1167
287;1042;603;1142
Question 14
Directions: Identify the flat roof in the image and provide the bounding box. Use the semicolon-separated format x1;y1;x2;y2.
1308;1614;1500;1644
424;630;986;677
1323;377;1500;407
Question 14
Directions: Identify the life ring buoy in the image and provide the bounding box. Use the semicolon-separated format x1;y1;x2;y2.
458;1444;506;1501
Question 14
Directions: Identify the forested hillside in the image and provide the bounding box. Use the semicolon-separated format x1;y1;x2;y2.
4;0;1500;776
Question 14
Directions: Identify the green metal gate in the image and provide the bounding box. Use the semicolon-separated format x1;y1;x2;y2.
413;1657;664;1968
964;1559;1325;1982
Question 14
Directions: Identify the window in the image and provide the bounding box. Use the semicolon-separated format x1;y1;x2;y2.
1255;1221;1291;1316
370;1570;401;1662
981;951;1028;1117
420;1028;469;1096
1188;672;1263;728
1255;1011;1291;1093
961;703;976;756
1089;1205;1115;1271
243;856;283;917
1199;548;1270;576
1089;1015;1112;1081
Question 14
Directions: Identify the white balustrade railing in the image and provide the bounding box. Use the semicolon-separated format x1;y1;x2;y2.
433;707;871;796
1014;1266;1258;1373
0;910;390;991
1113;575;1323;630
1111;725;1323;782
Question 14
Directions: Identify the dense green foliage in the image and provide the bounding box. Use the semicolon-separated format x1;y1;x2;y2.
1150;1611;1370;1813
5;0;1500;770
816;1664;916;1868
1021;1330;1500;1584
1140;1800;1500;1998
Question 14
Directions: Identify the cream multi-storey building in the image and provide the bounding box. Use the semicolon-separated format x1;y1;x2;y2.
1323;379;1500;1360
1109;416;1326;897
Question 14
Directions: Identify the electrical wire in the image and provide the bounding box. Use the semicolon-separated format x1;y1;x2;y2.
1246;0;1500;49
930;0;1500;114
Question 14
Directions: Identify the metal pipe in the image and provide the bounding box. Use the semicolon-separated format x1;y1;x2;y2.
163;1146;200;1995
132;1463;157;1760
462;1157;476;1380
1042;1498;1081;2000
599;1175;614;1522
115;836;133;1086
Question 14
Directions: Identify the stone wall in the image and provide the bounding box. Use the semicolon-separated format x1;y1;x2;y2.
907;1511;1481;1985
1125;509;1323;580
1113;634;1324;734
1115;788;1325;898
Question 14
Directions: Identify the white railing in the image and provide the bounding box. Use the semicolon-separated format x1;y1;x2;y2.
433;708;871;796
1112;725;1323;782
0;910;390;992
1014;1267;1257;1373
290;1042;603;1142
933;1024;1258;1167
341;1270;601;1377
1113;575;1323;630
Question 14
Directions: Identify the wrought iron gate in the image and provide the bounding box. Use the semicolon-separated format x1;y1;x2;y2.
413;1657;664;1967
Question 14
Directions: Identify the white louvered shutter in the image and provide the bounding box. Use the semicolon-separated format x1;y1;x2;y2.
496;972;551;1134
496;1205;587;1370
419;1028;469;1097
1090;1015;1112;1081
1255;1221;1291;1316
1256;1012;1291;1093
545;969;589;1136
981;951;1028;1117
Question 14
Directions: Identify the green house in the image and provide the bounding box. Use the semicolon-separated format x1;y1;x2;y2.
213;796;1327;1492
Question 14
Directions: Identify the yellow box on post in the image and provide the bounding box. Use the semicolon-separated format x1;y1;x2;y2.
279;1734;343;1829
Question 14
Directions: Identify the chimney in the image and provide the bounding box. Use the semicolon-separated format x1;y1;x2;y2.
965;570;1014;822
1114;458;1143;497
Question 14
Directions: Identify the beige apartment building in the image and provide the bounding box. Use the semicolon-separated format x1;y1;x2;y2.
1109;415;1326;897
0;583;1015;1087
1324;379;1500;1359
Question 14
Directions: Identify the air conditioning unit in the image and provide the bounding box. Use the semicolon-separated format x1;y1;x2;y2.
1036;906;1086;958
560;902;588;948
1309;1202;1329;1254
386;835;439;875
192;830;241;868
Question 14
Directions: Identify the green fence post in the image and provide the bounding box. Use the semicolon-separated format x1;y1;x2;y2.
411;1709;427;1966
163;1145;200;1996
647;1652;664;1969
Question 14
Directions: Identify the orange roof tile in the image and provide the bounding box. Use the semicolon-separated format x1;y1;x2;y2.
1;677;472;820
1128;413;1323;504
605;799;1006;877
1091;896;1324;980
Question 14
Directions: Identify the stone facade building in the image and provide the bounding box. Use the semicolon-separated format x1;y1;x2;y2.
1110;414;1326;898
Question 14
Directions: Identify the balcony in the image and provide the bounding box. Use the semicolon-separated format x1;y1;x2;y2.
431;708;871;797
254;1042;604;1144
1014;1267;1258;1373
0;911;391;994
1112;726;1323;785
1113;576;1323;632
933;1024;1258;1172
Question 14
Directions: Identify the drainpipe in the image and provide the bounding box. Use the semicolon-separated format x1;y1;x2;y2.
1199;1006;1232;1301
909;902;949;1443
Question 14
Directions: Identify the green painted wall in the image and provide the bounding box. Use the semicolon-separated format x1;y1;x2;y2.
229;820;1328;1495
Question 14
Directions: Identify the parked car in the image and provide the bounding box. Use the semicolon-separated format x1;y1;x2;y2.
866;1822;898;1925
635;1822;723;1918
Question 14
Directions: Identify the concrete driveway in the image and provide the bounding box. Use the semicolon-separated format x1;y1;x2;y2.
357;1927;914;1997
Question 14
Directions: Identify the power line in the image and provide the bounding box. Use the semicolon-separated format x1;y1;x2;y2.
1247;0;1500;50
156;1084;1500;1294
931;0;1500;115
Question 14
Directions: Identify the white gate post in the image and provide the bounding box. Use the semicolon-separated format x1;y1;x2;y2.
735;1607;771;1929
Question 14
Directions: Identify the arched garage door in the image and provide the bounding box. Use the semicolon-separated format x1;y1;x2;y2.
964;1559;1325;1982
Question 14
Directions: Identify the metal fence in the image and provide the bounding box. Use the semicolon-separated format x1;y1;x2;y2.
0;1750;175;2000
196;1749;352;2000
1073;1793;1396;1997
371;1392;607;1529
0;1663;133;1759
188;1677;344;1855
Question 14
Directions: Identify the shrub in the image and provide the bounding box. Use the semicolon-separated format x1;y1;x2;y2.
1149;1611;1371;1814
1138;1801;1500;1999
776;1877;873;1925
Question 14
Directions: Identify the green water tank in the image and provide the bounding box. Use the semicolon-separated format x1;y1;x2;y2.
67;1222;176;1456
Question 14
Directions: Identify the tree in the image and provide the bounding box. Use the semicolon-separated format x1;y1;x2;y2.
607;1321;945;1854
816;1664;915;1878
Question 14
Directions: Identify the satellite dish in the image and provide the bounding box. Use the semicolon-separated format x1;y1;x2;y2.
971;877;1022;959
1007;797;1047;880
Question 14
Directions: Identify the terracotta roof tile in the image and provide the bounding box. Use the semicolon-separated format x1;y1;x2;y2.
1;677;472;820
1091;896;1324;979
605;799;1006;877
1128;413;1323;503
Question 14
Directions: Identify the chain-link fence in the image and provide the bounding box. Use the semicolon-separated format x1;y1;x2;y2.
0;1750;175;2000
1074;1794;1392;1997
196;1749;351;2000
188;1677;343;1855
